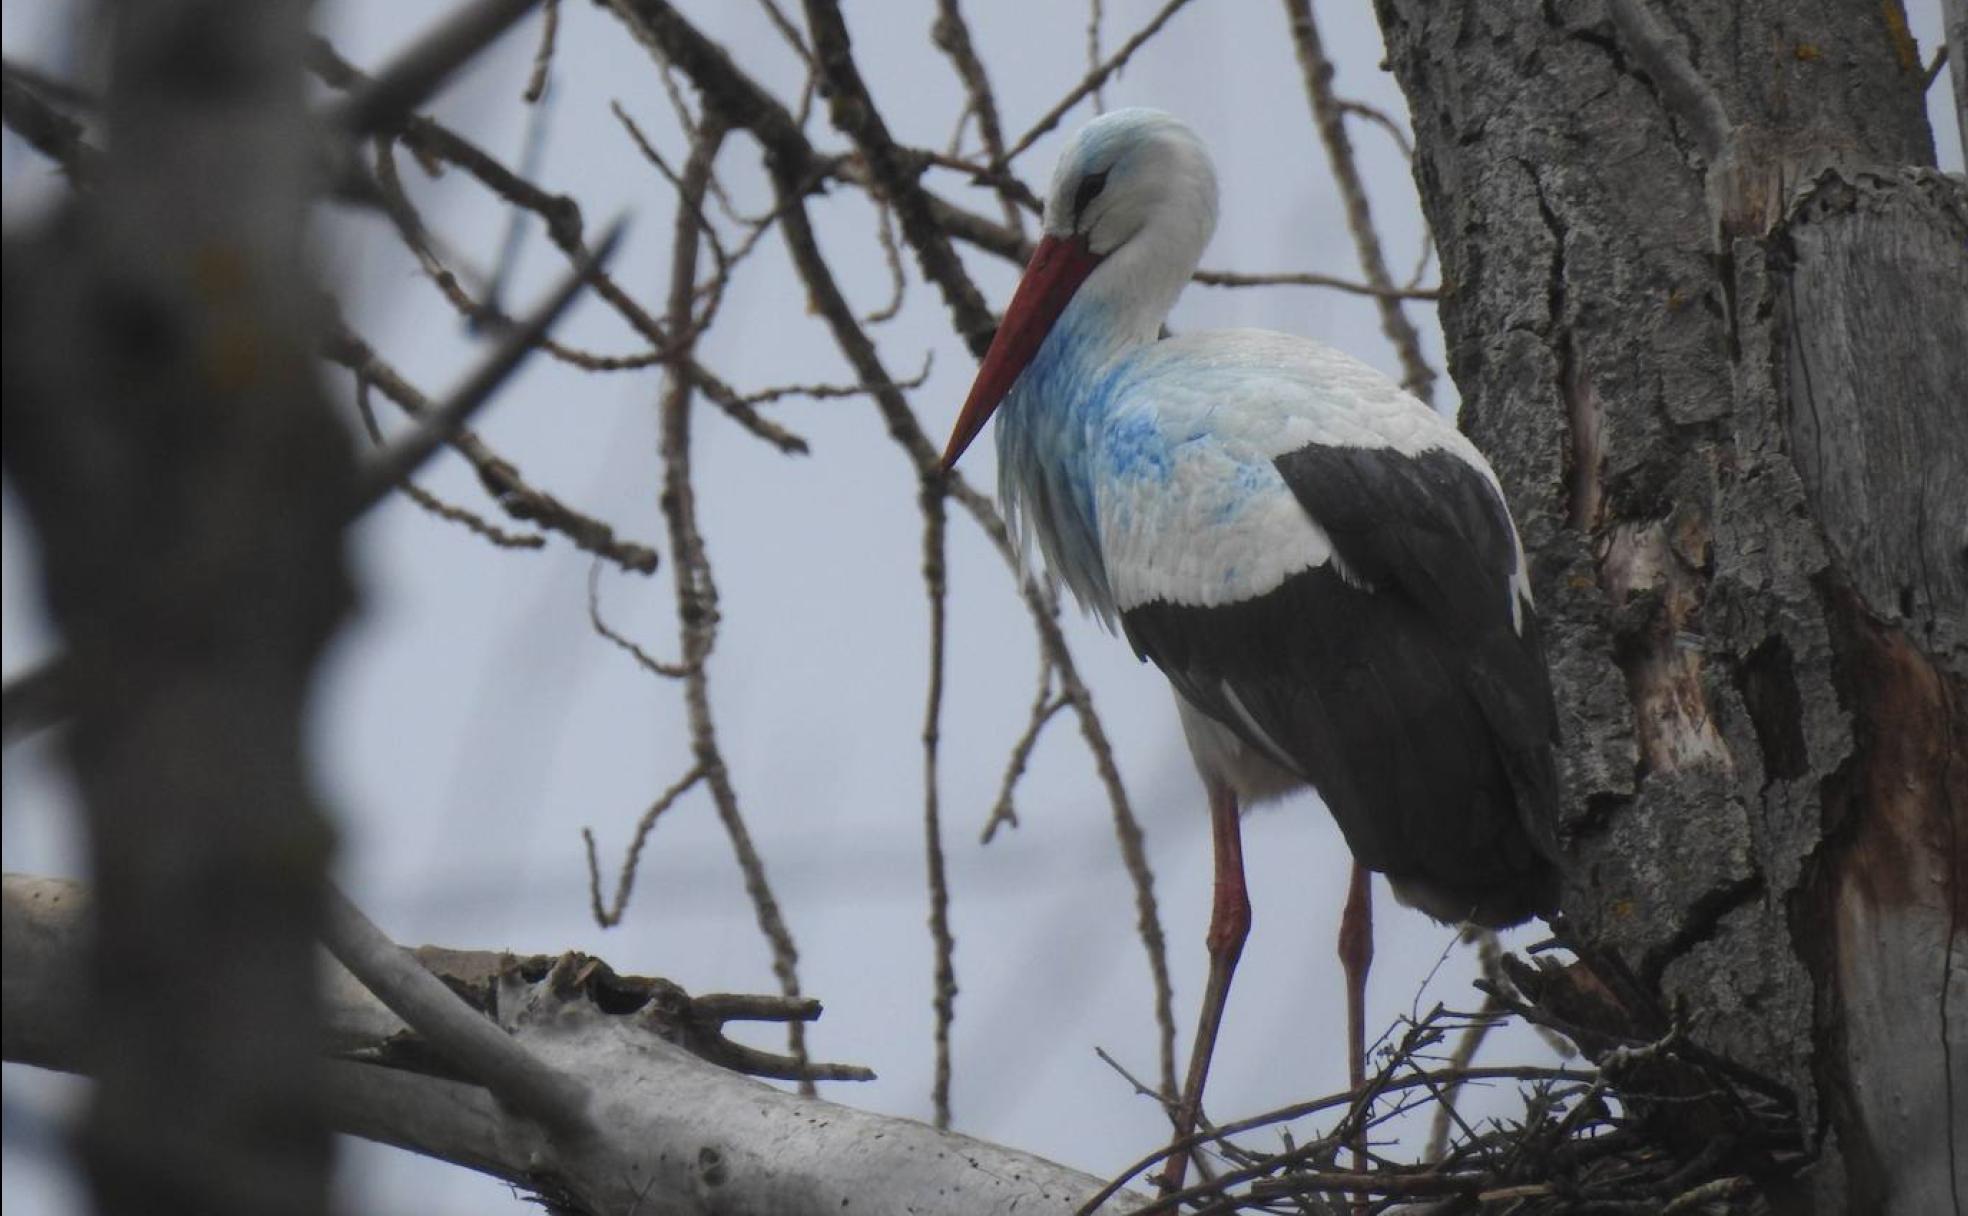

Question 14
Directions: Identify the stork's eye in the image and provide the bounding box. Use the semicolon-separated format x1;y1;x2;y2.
1072;170;1110;223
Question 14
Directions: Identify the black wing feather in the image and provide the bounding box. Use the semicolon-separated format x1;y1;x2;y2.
1121;444;1560;927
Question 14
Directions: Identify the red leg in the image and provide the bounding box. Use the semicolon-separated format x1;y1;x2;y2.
1338;860;1374;1170
1158;779;1250;1193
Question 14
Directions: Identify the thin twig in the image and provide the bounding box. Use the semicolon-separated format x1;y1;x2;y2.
912;146;1045;214
754;0;814;65
768;147;1180;1105
1193;268;1439;300
582;764;707;927
587;562;690;678
397;482;549;549
1336;97;1415;161
981;672;1067;844
1922;43;1949;92
919;480;958;1129
523;0;560;103
1095;1046;1180;1119
312;37;806;453
610;100;733;282
651;115;815;1090
355;370;536;548
1085;0;1107;110
599;0;1179;1107
324;324;663;574
1003;0;1202;161
931;0;1027;233
351;219;627;510
1282;0;1437;404
727;352;934;409
805;0;998;357
1423;997;1504;1160
867;201;909;324
481;77;558;326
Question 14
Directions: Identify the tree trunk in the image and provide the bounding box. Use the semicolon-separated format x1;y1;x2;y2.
1372;2;1966;1212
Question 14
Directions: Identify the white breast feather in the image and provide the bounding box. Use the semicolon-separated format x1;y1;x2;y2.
1092;331;1530;621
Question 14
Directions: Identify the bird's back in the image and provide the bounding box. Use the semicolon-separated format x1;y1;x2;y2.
1092;330;1561;926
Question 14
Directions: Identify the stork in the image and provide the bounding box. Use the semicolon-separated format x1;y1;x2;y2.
940;109;1561;1188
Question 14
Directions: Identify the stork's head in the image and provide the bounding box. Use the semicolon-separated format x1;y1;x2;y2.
1042;107;1218;259
941;109;1219;470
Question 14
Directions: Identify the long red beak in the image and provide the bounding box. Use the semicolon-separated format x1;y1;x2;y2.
940;234;1103;471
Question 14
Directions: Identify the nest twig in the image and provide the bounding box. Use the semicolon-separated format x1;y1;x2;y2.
1081;952;1801;1215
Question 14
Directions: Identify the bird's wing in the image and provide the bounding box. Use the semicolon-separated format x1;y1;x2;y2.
1098;335;1559;923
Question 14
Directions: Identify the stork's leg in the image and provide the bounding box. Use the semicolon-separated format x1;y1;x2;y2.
1158;778;1249;1193
1338;860;1374;1169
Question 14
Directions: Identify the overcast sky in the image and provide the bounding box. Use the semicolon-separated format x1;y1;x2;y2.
4;2;1961;1212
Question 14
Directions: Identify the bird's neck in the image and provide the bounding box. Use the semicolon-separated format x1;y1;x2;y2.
994;233;1199;620
1000;228;1197;448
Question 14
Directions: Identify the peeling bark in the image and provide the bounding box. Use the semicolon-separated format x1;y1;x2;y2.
1372;2;1966;1211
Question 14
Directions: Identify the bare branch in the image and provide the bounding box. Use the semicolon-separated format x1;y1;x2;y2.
0;65;97;182
649;114;816;1089
396;482;549;549
610;99;733;282
0;656;72;746
320;888;593;1138
351;219;626;511
325;0;544;136
981;669;1068;845
324;325;663;574
1003;0;1202;161
931;0;1027;233
523;0;560;103
1193;267;1439;300
586;562;690;678
913;146;1046;214
353;373;544;550
583;763;707;927
764;128;1180;1103
919;479;959;1129
1281;0;1437;404
1337;96;1415;160
728;351;934;408
8;875;1120;1213
602;0;827;181
480;80;558;324
866;201;909;323
1085;0;1108;110
805;0;999;356
313;37;806;453
756;0;815;64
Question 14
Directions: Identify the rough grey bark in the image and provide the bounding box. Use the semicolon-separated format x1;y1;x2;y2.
0;1;347;1212
1371;2;1965;1212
